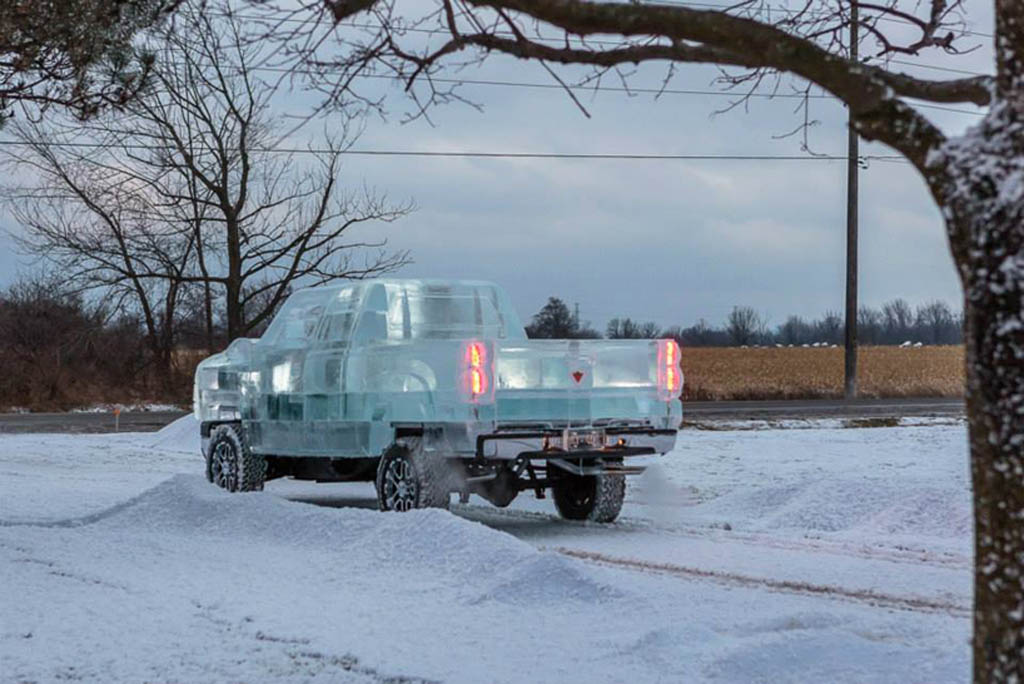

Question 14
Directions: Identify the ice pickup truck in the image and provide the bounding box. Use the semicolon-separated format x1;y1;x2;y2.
194;279;681;522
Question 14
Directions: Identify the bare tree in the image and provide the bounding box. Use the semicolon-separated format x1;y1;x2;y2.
882;298;915;343
726;306;762;346
669;318;730;347
606;317;660;339
3;2;412;349
777;315;812;346
917;299;958;344
857;306;883;345
815;309;843;345
260;1;1024;671
2;130;197;382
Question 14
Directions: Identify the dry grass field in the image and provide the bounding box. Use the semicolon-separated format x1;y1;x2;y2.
681;345;965;400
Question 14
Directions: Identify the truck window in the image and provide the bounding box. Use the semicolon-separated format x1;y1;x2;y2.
385;285;504;339
262;290;329;345
318;285;364;345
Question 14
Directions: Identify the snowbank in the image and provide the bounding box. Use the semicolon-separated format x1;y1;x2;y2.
1;476;651;684
146;413;201;454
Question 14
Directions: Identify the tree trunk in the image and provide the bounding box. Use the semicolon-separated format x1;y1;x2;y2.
941;172;1024;679
964;273;1024;681
203;281;214;353
225;277;242;341
929;12;1024;663
224;212;244;341
158;282;179;395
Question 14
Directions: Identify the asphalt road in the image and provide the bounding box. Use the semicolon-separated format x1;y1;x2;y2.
681;397;965;422
0;410;189;434
0;398;964;434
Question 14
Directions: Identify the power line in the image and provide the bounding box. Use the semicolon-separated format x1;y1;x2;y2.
347;72;984;116
0;138;905;162
150;58;987;117
887;58;988;77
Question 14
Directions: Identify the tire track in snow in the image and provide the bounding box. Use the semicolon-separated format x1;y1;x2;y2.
622;518;971;570
553;547;971;618
0;489;153;528
453;504;971;571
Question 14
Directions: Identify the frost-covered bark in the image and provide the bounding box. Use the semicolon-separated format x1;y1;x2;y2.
929;84;1024;684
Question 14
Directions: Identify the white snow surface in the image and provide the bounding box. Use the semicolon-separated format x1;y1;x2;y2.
1;417;972;683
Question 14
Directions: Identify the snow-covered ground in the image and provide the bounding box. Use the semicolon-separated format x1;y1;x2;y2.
1;417;972;683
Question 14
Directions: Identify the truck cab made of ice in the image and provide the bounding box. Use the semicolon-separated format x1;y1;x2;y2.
194;279;681;522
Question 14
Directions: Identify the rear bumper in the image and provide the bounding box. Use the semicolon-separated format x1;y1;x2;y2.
475;427;677;460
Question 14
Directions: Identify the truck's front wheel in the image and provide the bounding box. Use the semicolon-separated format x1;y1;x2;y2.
376;441;451;512
207;424;266;492
552;472;626;523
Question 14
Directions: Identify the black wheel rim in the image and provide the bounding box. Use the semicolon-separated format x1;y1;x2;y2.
211;440;239;491
382;455;418;511
563;478;594;509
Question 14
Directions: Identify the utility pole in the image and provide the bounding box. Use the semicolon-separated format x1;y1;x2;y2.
844;1;860;400
574;302;580;330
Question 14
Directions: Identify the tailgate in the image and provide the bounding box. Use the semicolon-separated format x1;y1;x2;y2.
494;339;681;427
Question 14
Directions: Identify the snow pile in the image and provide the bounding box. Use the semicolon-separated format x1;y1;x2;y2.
664;425;971;547
146;413;200;454
3;476;651;684
103;475;535;575
101;475;622;607
696;477;971;542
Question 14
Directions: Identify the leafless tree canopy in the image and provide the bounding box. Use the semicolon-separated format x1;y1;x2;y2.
250;0;988;155
3;1;412;352
727;305;763;346
606;317;661;339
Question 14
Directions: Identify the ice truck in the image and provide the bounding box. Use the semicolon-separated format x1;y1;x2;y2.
193;279;681;522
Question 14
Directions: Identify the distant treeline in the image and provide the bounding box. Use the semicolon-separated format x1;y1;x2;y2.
0;280;963;411
526;297;963;346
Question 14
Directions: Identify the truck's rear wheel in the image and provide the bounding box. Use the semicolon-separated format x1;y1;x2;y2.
552;472;626;523
376;441;451;512
207;424;266;492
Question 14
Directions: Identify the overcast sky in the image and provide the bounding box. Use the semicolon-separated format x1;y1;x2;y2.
0;1;996;332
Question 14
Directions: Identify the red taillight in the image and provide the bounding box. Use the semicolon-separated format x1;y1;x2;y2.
467;341;485;368
470;367;486;395
462;341;493;403
658;339;682;400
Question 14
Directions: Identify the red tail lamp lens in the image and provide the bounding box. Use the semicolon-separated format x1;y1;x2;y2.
659;339;682;398
468;341;485;368
470;367;487;395
464;341;491;402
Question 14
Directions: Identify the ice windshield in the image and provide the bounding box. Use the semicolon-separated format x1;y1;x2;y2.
261;289;330;344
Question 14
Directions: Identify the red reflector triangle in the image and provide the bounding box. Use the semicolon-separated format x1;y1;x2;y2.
572;371;584;384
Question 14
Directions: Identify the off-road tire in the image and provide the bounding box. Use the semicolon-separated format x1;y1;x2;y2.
552;472;626;523
207;423;266;492
376;440;451;511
